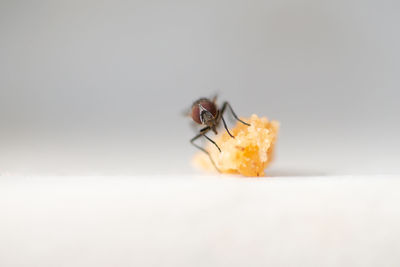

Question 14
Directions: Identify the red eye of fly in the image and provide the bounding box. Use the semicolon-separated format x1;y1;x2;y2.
191;99;217;124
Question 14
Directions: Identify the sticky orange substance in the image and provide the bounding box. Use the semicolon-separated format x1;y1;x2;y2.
192;114;279;177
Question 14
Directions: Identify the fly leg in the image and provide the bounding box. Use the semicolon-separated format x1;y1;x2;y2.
220;102;251;126
190;126;221;172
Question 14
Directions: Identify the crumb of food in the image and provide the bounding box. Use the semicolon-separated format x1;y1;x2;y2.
192;114;279;177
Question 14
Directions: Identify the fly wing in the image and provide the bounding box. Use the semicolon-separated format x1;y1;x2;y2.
211;93;218;103
181;107;192;117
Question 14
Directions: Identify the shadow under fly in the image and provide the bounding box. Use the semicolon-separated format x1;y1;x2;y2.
185;95;250;172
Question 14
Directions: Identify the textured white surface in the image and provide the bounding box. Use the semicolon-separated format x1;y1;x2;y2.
1;175;400;267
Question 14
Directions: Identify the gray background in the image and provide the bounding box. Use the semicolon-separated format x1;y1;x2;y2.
1;0;399;175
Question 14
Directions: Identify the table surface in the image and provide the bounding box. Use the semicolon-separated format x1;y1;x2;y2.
1;174;399;267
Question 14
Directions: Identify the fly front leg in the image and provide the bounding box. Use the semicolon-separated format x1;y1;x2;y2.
220;102;251;126
190;127;221;172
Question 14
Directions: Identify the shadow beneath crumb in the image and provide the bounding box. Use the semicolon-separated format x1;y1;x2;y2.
265;169;327;177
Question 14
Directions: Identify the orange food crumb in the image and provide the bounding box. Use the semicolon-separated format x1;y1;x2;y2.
192;114;279;177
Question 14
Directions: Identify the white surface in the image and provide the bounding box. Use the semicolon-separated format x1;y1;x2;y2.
1;175;400;267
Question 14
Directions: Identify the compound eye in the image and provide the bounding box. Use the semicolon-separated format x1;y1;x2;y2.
199;100;217;117
191;98;217;124
191;105;202;124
